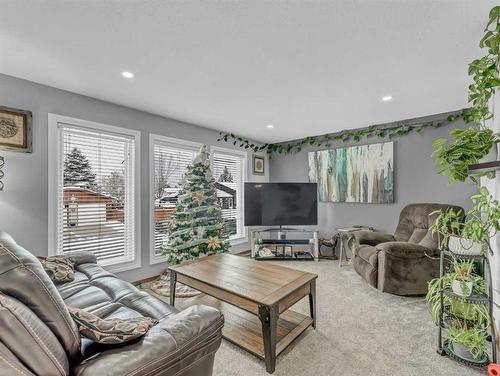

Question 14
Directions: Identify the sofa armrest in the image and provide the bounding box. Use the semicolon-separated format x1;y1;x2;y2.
64;251;97;265
376;242;438;259
74;305;224;376
353;231;395;246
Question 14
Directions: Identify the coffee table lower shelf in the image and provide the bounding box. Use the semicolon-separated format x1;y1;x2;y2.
178;294;313;359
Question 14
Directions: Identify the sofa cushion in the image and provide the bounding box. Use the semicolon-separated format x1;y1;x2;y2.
58;264;179;322
356;244;379;267
0;341;36;376
0;231;81;360
394;203;464;248
407;228;427;244
0;293;69;376
68;307;158;344
72;305;224;376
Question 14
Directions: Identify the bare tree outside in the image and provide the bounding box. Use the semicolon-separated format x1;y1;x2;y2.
102;169;125;203
154;152;178;199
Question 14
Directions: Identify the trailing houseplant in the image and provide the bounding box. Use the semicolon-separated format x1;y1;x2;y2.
432;128;499;183
430;187;500;256
426;259;489;326
433;6;500;183
448;320;489;361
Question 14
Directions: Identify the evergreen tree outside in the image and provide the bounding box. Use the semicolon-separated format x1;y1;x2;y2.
218;165;234;182
63;147;98;190
162;145;230;264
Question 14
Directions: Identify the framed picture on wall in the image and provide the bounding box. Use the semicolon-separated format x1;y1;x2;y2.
252;155;265;175
0;105;32;153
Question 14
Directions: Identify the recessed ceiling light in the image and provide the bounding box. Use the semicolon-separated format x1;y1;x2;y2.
121;71;134;79
382;95;393;102
267;124;274;129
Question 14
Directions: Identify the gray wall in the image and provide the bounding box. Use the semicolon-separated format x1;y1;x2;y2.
0;74;268;282
269;112;477;239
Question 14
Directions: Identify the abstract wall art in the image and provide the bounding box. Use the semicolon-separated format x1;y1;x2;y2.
308;141;393;203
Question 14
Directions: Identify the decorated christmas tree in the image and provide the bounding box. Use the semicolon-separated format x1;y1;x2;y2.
161;145;230;264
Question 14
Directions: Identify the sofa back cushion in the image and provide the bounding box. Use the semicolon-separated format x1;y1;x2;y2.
0;230;81;360
394;203;464;249
0;293;69;375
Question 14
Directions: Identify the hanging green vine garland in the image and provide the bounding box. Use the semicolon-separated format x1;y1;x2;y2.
218;110;465;156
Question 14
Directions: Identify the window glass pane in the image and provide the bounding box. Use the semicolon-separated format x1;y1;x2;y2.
58;126;136;266
153;142;197;257
212;151;245;240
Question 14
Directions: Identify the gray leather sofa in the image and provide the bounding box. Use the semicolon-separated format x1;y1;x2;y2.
352;203;464;296
0;230;223;376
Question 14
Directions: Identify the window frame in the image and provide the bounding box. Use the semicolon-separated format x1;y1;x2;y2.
149;134;201;265
48;113;141;273
210;145;248;246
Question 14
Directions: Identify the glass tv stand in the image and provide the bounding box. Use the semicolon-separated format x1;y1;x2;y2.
249;227;319;261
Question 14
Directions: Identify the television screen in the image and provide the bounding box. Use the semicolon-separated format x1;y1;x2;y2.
244;183;318;226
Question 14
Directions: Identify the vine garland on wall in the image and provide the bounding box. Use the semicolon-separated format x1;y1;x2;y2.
217;110;465;156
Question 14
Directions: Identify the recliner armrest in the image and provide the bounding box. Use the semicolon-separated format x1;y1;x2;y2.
64;251;97;265
376;242;438;259
353;231;395;246
73;305;224;376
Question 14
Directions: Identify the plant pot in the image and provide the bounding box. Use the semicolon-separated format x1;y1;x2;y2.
479;143;498;163
448;236;482;256
450;341;486;362
452;279;473;297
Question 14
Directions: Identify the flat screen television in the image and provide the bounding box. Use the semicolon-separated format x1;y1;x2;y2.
244;183;318;226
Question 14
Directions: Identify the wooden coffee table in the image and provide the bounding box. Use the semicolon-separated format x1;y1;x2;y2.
168;254;317;374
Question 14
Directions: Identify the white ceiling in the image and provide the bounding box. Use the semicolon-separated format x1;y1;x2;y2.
0;1;496;143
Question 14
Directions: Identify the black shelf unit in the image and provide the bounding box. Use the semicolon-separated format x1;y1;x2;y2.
468;160;500;174
436;249;497;368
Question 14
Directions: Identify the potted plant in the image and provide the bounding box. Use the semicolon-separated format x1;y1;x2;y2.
447;236;482;256
451;260;475;297
426;271;489;326
430;187;500;256
448;320;489;362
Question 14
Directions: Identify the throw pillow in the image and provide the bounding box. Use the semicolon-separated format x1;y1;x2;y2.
68;307;158;344
38;256;75;283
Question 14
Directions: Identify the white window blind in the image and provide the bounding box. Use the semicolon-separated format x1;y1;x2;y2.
212;150;245;240
152;139;198;258
55;125;137;267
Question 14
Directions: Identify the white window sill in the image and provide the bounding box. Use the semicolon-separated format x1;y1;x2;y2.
103;259;142;274
230;236;248;246
150;254;168;266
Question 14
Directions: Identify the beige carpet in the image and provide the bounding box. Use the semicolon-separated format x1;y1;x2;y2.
145;260;485;376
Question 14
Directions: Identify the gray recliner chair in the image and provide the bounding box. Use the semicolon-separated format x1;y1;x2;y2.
352;203;464;296
0;230;224;376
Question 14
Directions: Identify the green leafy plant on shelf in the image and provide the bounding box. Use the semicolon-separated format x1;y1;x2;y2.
432;128;499;184
448;320;489;360
430;187;500;256
426;259;489;327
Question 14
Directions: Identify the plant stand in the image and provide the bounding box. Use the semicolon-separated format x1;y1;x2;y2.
436;250;497;368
